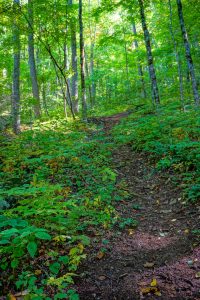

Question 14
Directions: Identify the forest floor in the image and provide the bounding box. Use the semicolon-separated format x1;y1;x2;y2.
75;113;200;300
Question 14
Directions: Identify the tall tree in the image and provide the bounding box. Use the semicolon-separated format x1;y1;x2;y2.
79;0;87;120
176;0;199;106
138;0;160;105
69;0;79;114
28;0;41;118
168;0;184;105
12;0;21;134
88;0;96;107
132;21;146;99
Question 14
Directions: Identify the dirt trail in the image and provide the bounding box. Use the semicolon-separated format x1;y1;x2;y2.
76;113;200;300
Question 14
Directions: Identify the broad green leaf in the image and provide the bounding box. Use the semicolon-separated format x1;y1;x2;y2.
49;262;61;274
35;231;51;240
27;241;37;258
11;259;19;269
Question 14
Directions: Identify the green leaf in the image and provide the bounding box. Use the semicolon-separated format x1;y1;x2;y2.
0;240;10;245
67;289;80;300
35;231;51;240
27;241;37;258
49;262;61;274
11;259;19;269
1;228;19;238
58;255;69;265
55;293;68;300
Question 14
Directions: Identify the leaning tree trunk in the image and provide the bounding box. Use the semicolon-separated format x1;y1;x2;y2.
28;0;41;118
132;21;146;99
176;0;199;106
138;0;160;105
79;0;87;120
68;0;79;114
168;0;184;105
12;0;21;134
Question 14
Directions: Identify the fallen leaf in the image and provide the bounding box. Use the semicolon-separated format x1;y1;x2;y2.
155;291;162;296
144;262;155;268
141;287;157;295
35;269;42;275
96;251;105;259
128;229;135;235
141;287;151;294
195;272;200;278
151;278;157;287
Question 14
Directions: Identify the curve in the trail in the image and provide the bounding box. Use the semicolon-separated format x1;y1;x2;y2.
76;114;200;300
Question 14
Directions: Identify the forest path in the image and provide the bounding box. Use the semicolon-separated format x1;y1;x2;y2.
76;113;200;300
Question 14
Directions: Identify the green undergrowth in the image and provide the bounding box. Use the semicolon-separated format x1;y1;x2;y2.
112;102;200;203
0;119;124;299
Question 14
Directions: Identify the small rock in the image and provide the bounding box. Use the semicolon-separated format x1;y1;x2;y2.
144;262;155;268
98;275;106;281
187;260;193;266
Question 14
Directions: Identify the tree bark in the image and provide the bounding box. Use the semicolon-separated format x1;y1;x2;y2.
85;48;93;105
12;0;21;134
28;0;41;118
138;0;160;105
176;0;199;106
79;0;87;120
168;0;184;105
132;21;146;99
90;42;96;106
88;0;96;107
69;0;79;114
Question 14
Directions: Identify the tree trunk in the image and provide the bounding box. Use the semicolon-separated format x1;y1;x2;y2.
168;0;184;105
88;0;96;107
63;43;70;118
12;0;21;134
85;49;93;106
42;84;49;116
79;0;87;120
28;0;41;118
69;0;79;114
138;0;160;105
176;0;199;106
132;21;146;99
90;42;96;106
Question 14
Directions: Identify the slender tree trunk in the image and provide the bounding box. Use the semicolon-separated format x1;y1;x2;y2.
132;21;146;99
79;0;87;120
42;84;49;116
88;0;96;107
90;42;96;106
176;0;199;106
168;0;184;105
138;0;160;105
85;49;93;105
63;41;72;118
28;0;41;118
68;0;79;114
12;0;21;134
